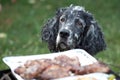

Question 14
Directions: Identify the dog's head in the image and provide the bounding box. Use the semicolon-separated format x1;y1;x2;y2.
42;5;106;55
56;6;89;51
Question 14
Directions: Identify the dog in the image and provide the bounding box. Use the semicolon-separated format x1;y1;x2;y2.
41;5;106;55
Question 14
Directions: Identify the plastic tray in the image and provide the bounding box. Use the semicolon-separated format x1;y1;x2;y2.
3;49;109;80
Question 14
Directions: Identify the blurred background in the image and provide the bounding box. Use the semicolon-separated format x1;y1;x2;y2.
0;0;120;75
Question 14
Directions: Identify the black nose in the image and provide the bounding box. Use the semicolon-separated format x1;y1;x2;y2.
60;29;70;38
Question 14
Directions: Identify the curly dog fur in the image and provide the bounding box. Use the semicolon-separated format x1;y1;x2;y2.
41;5;106;55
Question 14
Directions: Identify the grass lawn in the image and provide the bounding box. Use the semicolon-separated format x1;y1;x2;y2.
0;0;120;75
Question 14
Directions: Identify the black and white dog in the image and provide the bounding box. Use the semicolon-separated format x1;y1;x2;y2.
41;5;106;55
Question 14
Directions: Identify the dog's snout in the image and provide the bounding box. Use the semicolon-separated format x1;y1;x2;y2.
60;29;70;38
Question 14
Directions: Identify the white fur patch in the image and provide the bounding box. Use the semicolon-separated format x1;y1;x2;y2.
73;6;85;11
56;34;60;46
75;33;79;39
64;26;69;30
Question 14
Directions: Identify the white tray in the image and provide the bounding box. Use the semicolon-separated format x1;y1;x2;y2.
3;49;99;80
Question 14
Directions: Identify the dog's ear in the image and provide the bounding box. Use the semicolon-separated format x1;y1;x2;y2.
41;8;66;52
81;12;106;55
41;17;57;42
83;12;95;38
41;17;58;52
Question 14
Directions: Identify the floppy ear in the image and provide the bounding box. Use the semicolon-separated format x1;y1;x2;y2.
41;8;66;52
81;12;106;55
41;17;58;52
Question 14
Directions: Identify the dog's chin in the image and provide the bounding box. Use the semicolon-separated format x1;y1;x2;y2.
57;42;70;51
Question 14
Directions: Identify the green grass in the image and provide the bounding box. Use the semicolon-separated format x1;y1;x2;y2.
0;0;120;75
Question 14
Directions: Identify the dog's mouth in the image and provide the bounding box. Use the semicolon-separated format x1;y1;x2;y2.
57;42;70;51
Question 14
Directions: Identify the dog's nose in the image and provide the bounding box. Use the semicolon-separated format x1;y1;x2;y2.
60;29;70;38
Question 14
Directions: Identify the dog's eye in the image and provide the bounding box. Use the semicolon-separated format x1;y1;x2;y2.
75;19;82;26
60;18;65;22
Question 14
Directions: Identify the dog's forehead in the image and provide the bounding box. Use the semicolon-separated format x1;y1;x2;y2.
63;6;85;16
